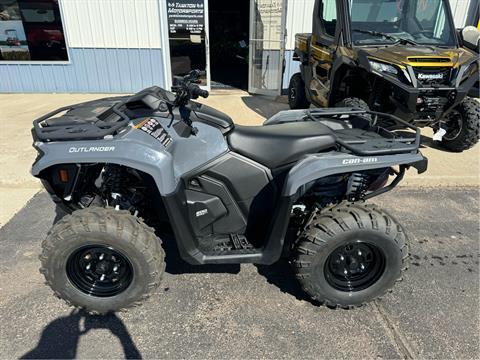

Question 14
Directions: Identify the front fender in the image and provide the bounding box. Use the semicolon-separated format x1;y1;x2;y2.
32;130;177;196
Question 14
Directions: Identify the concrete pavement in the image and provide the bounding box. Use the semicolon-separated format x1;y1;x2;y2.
0;91;478;226
0;188;478;358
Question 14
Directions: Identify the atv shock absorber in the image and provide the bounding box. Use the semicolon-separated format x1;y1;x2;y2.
346;173;369;201
103;165;125;208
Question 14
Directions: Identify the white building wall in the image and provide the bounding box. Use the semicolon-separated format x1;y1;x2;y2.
61;0;164;49
285;0;315;50
449;0;474;27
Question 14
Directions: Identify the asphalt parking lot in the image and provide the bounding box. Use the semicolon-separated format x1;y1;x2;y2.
0;187;478;359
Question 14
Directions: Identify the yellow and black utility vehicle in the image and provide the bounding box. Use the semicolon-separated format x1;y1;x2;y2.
289;0;479;151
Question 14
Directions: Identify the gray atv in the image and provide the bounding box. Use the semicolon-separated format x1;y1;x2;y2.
31;70;427;313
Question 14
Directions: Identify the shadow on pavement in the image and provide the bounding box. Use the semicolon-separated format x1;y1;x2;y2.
255;259;318;306
161;234;241;275
21;310;141;359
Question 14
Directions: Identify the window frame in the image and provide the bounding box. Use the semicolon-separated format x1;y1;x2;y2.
0;0;71;65
316;0;339;45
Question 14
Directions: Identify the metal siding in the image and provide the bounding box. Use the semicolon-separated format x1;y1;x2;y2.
282;50;300;88
286;0;315;50
0;48;164;93
61;0;163;49
450;0;472;27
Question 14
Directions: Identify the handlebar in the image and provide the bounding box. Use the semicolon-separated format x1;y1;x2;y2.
167;69;209;135
188;83;209;99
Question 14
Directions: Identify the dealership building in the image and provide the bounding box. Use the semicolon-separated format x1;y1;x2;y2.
0;0;477;95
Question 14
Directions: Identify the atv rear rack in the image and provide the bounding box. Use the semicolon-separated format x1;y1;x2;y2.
305;108;421;155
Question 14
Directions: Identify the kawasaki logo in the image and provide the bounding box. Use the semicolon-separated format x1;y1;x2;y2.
417;73;444;80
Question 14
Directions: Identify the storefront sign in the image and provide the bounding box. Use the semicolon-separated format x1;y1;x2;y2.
166;0;205;35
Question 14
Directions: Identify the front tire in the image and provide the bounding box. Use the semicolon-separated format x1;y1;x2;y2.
335;97;370;111
292;203;408;308
441;97;480;152
40;207;165;314
288;73;310;109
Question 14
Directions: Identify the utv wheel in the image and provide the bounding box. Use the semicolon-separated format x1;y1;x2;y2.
441;97;480;152
335;97;372;122
335;97;370;111
288;73;310;109
39;207;165;314
292;203;408;308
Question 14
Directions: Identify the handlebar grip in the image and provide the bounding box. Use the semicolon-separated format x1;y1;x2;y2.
198;89;209;98
189;83;209;98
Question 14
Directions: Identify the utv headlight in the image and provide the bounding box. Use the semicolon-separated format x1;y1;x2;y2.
369;60;398;75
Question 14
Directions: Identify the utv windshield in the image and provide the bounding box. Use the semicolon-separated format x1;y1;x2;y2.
349;0;457;46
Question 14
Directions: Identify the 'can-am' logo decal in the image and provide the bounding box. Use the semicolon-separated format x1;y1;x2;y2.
69;146;115;153
342;157;378;165
417;73;444;80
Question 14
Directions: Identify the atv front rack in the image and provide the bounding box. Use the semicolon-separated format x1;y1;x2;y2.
305;108;421;155
32;99;131;142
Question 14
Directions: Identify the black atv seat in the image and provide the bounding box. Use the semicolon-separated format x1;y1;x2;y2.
227;122;336;169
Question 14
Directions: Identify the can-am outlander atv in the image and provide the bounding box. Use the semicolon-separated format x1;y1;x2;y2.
31;70;427;314
289;0;480;152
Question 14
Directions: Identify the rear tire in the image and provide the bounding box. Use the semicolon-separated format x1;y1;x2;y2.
441;97;480;152
288;73;310;109
40;207;165;314
292;203;408;308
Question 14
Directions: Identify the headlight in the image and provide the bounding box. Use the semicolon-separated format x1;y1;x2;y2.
369;60;398;75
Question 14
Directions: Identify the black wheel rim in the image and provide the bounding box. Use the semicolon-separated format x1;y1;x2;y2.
66;245;133;297
443;110;463;141
324;241;386;292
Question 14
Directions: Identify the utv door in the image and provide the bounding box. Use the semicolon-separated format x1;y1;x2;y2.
309;0;339;106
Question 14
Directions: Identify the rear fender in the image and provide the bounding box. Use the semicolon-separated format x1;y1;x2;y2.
283;151;426;197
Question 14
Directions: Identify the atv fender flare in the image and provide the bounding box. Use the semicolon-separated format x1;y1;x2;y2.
31;138;177;195
282;151;427;197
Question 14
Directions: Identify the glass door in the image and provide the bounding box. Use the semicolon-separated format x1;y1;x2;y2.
166;0;209;89
248;0;287;96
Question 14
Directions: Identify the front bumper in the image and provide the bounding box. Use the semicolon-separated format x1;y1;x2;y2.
373;65;479;124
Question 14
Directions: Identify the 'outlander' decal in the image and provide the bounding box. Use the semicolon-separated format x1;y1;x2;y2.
69;146;115;153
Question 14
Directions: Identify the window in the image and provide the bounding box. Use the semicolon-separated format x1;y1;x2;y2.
349;0;455;46
320;0;337;37
0;0;68;61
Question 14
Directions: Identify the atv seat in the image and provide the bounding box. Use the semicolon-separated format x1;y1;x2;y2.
227;122;336;169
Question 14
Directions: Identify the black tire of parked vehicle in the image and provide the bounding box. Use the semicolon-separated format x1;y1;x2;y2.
39;207;165;314
335;97;373;123
441;97;480;152
335;97;370;111
288;73;311;109
292;203;409;308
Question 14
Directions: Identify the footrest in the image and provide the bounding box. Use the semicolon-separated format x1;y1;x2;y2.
208;234;256;255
